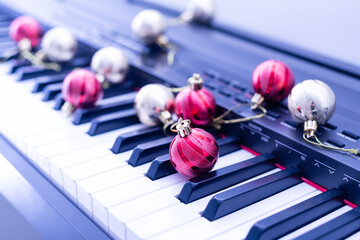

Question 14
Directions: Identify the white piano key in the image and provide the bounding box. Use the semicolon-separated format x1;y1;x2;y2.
77;165;145;217
92;173;189;231
346;231;360;240
280;205;353;240
62;152;131;201
109;183;184;240
148;183;318;240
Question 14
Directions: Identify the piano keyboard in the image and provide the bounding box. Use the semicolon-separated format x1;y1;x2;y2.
0;3;360;240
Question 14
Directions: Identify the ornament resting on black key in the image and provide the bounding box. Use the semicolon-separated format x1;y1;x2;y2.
169;118;219;177
61;69;103;115
288;79;359;155
90;46;129;88
134;83;175;129
5;16;42;61
174;73;216;126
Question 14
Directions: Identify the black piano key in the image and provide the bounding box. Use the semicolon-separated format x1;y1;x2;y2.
111;126;164;154
179;154;276;204
294;207;360;240
318;217;360;240
203;167;301;221
146;136;242;181
103;80;135;98
146;154;175;180
246;188;344;240
53;94;65;110
32;73;68;93
8;59;31;73
72;92;135;125
128;136;173;167
42;83;62;101
87;109;139;136
15;56;90;81
0;22;11;28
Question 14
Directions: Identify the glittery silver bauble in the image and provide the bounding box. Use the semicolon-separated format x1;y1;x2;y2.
186;0;214;23
134;84;174;126
288;79;336;125
91;47;129;84
41;27;77;62
131;9;166;44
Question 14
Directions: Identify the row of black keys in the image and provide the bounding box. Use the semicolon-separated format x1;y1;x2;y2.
2;15;360;239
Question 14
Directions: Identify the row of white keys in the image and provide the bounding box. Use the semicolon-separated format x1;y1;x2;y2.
36;123;144;176
94;149;254;233
147;183;318;240
107;149;255;239
279;205;352;240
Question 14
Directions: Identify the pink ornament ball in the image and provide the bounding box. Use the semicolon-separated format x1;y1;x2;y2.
9;16;42;48
252;60;295;103
169;128;219;178
62;69;103;109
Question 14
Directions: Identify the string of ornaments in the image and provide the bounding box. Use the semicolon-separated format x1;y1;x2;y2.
7;15;78;71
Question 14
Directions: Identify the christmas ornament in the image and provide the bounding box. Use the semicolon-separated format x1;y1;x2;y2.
251;59;295;109
40;27;77;62
91;46;129;87
174;73;216;126
134;83;175;127
61;69;103;114
9;16;42;49
169;118;219;177
179;0;214;24
288;79;358;155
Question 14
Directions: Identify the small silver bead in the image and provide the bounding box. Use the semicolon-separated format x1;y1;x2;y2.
91;47;129;84
41;27;77;62
288;79;336;125
131;9;166;44
134;84;174;126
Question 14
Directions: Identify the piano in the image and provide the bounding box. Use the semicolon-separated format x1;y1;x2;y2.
0;0;359;239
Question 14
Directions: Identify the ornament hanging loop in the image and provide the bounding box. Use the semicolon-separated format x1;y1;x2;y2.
155;35;177;66
303;133;359;155
20;47;61;72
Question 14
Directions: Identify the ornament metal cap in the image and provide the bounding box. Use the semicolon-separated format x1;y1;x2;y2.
304;120;317;138
172;118;192;137
251;93;265;110
188;73;203;91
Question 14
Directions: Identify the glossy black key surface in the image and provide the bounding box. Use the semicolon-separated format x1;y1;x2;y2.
7;59;30;73
128;136;173;167
294;207;360;240
72;92;135;125
32;73;68;93
87;109;139;136
246;188;344;240
317;218;360;240
179;154;276;204
53;94;65;110
111;126;164;154
146;136;241;181
102;80;135;98
203;167;301;221
42;83;62;101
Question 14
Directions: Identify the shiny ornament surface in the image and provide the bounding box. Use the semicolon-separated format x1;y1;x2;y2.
41;27;77;62
9;16;42;48
288;79;336;125
91;46;129;84
170;127;219;178
252;60;295;103
134;84;174;126
131;9;166;44
186;0;214;23
174;74;216;126
62;69;103;109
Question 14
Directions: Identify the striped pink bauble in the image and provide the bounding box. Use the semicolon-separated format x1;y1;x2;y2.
9;16;42;48
169;128;219;178
62;69;103;109
252;60;295;103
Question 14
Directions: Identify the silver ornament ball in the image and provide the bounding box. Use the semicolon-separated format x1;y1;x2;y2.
134;84;174;126
288;79;336;125
91;47;129;84
186;0;214;23
41;27;77;62
131;9;166;44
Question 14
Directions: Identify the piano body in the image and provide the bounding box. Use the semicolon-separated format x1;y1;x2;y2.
0;0;359;239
